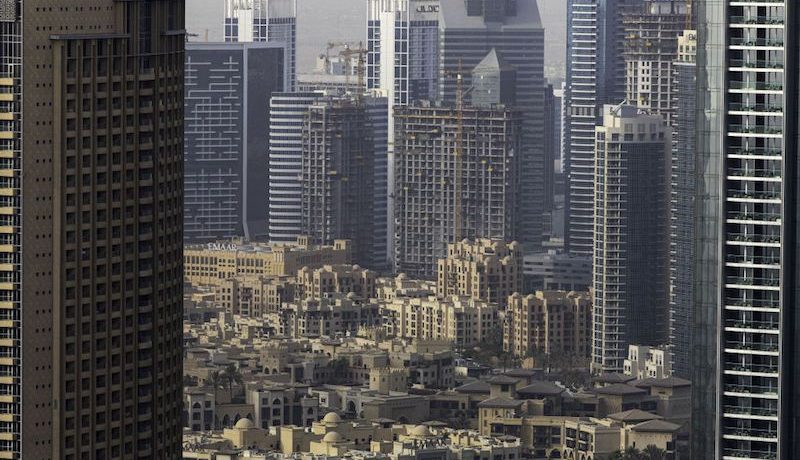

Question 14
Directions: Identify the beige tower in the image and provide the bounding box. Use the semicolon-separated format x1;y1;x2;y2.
1;0;185;457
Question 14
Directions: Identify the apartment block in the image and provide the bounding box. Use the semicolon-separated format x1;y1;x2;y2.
275;295;382;338
4;0;188;457
437;239;522;306
394;103;523;279
668;29;696;379
295;264;377;301
623;344;673;380
623;0;688;123
184;237;351;286
592;104;671;373
693;0;793;455
438;0;545;248
301;98;377;268
215;276;295;316
382;295;499;348
503;291;593;358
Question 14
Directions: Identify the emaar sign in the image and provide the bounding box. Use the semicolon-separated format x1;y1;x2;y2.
206;242;238;251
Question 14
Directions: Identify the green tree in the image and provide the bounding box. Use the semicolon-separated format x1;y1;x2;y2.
327;357;351;384
207;370;223;401
642;445;667;460
221;363;244;400
183;375;198;388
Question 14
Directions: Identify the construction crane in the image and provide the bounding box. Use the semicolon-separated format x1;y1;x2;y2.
442;60;473;242
326;41;367;104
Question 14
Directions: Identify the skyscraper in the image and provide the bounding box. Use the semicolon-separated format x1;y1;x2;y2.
393;101;523;279
564;0;598;256
184;42;285;242
0;0;184;457
693;0;790;456
366;0;441;265
565;0;643;256
268;92;324;244
668;30;696;379
301;97;378;268
366;0;440;106
224;0;297;90
438;0;545;250
592;104;671;374
623;0;688;124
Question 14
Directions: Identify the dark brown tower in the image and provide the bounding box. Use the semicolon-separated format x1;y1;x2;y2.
0;0;184;458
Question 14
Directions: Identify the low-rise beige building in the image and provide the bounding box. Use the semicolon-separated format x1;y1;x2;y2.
437;239;522;305
383;296;499;348
503;291;592;358
296;264;377;301
275;295;382;338
215;276;295;316
185;237;351;286
377;274;436;300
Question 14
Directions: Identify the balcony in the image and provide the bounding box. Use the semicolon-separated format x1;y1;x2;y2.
728;147;782;158
722;448;776;460
724;318;780;331
725;341;779;353
729;81;784;92
723;404;778;418
729;17;785;26
730;39;785;50
726;211;781;223
728;124;784;136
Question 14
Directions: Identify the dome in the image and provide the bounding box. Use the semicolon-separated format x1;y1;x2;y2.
323;431;343;443
352;264;361;270
234;418;255;429
322;412;342;424
409;425;431;437
397;273;407;280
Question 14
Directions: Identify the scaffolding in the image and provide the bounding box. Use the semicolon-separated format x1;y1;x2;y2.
393;102;523;279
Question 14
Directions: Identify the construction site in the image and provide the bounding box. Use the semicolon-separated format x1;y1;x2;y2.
393;101;523;279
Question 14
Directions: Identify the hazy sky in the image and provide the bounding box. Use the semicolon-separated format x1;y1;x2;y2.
185;0;566;81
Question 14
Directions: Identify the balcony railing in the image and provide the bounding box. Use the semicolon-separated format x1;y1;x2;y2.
725;341;779;352
723;405;778;417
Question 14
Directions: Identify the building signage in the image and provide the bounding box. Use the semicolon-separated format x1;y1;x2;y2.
416;4;438;12
207;243;238;251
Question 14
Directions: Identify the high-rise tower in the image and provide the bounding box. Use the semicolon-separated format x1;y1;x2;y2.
668;29;696;379
565;0;643;256
366;0;440;265
0;0;185;457
693;0;794;457
591;104;671;374
438;0;545;250
301;97;378;268
224;0;297;90
184;42;284;242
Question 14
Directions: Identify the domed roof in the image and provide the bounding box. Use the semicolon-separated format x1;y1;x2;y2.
409;425;431;437
322;431;343;443
322;412;342;423
234;418;255;429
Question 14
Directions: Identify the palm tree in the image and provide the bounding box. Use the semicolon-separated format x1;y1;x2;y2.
642;445;666;460
183;375;198;388
222;363;244;400
208;370;223;401
622;446;645;460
